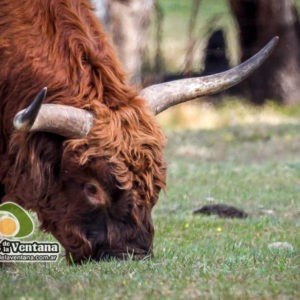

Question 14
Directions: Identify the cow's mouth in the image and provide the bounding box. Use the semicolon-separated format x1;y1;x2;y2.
93;248;153;261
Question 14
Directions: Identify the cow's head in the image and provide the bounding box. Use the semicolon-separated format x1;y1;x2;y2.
12;37;278;263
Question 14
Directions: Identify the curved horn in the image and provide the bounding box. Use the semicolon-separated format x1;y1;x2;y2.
140;36;279;115
14;88;94;138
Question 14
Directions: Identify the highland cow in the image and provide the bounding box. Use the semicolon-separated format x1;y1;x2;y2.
0;0;277;263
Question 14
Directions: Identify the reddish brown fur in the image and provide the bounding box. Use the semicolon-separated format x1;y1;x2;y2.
0;0;166;262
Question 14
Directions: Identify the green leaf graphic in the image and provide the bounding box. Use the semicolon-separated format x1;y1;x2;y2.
0;202;34;238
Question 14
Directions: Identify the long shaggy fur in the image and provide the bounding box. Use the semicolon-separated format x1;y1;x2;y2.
0;0;166;262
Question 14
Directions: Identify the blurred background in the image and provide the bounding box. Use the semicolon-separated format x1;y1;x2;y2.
92;0;300;130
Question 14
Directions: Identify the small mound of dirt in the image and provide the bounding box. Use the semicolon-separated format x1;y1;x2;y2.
193;204;248;219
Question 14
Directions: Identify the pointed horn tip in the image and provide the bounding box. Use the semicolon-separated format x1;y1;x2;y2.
13;87;48;132
271;36;279;46
35;87;47;104
265;36;279;51
41;87;47;97
37;87;47;100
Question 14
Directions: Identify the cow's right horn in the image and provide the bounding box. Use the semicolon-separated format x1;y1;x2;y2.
13;87;94;139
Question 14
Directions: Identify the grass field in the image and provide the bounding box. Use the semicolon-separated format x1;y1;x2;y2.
1;102;300;299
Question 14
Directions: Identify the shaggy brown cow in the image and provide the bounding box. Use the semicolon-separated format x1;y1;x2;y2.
0;0;277;263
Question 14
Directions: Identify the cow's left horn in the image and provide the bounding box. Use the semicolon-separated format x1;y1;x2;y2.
140;36;279;115
13;87;94;138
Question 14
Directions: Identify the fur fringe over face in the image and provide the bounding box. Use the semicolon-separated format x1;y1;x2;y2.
0;0;166;262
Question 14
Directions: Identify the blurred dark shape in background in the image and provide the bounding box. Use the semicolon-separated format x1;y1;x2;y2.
229;0;300;105
202;29;230;76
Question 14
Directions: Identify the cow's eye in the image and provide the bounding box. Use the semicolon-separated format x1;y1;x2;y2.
84;183;97;195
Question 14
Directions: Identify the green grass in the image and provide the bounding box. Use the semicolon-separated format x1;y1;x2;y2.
1;114;300;299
